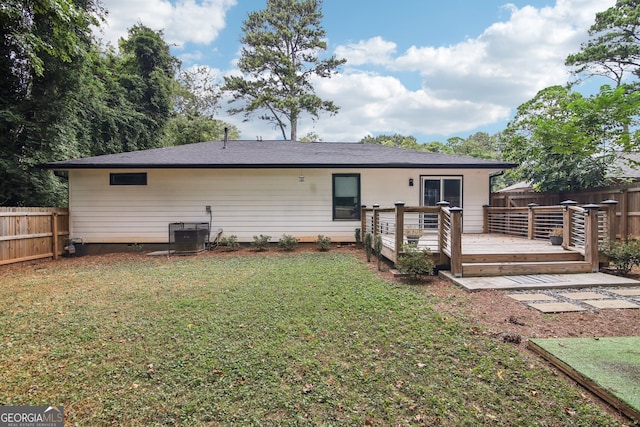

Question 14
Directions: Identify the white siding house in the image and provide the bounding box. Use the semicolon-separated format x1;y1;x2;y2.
46;140;515;246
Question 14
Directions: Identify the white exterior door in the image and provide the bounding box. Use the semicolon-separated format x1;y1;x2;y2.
420;177;462;228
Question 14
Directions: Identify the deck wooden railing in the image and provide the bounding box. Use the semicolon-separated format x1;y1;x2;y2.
362;200;617;276
361;202;463;275
484;200;618;272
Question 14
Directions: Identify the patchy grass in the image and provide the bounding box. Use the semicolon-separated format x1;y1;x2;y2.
0;253;621;425
530;337;640;417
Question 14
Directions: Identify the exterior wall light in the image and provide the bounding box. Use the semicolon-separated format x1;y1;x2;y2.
409;178;414;187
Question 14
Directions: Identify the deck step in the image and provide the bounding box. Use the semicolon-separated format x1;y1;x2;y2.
461;252;583;263
461;261;594;277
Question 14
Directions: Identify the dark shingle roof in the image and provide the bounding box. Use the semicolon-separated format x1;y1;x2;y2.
43;140;517;170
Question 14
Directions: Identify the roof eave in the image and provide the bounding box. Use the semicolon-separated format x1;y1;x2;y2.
43;162;518;170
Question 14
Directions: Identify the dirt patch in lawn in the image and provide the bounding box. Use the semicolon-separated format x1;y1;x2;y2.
529;337;640;422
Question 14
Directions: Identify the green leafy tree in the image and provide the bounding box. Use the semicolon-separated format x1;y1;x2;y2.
501;84;640;191
299;131;322;142
116;24;179;151
566;0;640;85
361;134;421;149
223;0;346;141
0;0;100;206
447;132;501;159
163;116;239;146
164;66;239;145
420;141;454;154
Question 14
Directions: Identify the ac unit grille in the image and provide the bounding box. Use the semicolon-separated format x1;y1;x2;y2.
169;222;210;254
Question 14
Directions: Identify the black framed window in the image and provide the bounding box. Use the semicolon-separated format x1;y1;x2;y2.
109;173;147;186
333;174;360;220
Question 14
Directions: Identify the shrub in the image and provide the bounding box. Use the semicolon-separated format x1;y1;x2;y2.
396;244;435;281
364;232;373;262
374;234;383;271
219;235;240;251
354;228;362;245
251;234;272;251
600;238;640;275
278;234;299;251
316;235;331;251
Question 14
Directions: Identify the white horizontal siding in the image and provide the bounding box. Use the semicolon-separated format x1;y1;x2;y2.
68;167;496;243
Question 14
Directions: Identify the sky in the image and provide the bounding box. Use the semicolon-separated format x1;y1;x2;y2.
93;0;616;142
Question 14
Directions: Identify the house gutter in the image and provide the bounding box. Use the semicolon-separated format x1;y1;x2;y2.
42;162;520;170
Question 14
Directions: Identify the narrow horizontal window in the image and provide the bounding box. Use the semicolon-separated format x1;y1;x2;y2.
109;173;147;186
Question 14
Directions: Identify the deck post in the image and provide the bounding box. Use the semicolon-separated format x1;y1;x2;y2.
449;207;463;277
527;203;538;240
394;202;405;257
583;204;600;272
560;200;577;249
437;201;450;265
482;204;489;234
360;205;367;242
372;204;380;240
600;200;618;242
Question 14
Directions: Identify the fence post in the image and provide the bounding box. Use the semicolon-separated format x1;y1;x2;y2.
394;201;405;257
527;203;538;239
52;211;59;260
601;199;618;242
620;189;629;237
560;200;577;249
583;204;600;272
449;207;463;277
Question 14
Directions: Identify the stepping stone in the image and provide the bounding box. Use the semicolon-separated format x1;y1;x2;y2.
608;288;640;296
528;302;586;313
557;291;605;300
582;299;640;309
508;293;556;302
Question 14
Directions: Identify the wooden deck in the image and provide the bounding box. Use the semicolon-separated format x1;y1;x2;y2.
381;233;593;277
366;202;610;278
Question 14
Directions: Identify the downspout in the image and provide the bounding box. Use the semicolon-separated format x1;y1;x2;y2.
489;170;505;204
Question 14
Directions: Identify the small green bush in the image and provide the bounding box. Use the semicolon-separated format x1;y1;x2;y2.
278;234;299;251
316;235;331;251
364;232;373;262
600;238;640;275
355;228;362;245
396;244;435;281
251;234;272;251
374;234;383;271
219;235;240;251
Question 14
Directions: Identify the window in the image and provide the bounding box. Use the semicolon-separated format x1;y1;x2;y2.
109;173;147;186
333;174;360;220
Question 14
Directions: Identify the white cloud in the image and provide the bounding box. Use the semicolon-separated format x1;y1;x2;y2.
334;36;396;66
308;0;616;141
92;0;618;142
95;0;236;48
303;72;511;141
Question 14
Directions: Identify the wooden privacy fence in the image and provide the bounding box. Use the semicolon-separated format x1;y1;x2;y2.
0;207;70;266
491;183;640;238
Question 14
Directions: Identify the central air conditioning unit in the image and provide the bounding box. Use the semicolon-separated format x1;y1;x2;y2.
169;222;210;254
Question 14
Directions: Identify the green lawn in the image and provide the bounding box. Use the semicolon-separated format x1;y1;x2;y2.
0;252;621;425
